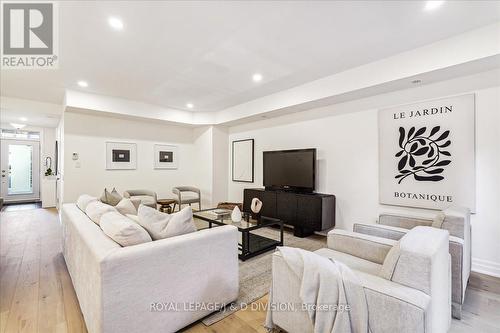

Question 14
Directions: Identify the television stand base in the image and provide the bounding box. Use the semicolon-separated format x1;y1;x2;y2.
293;227;314;238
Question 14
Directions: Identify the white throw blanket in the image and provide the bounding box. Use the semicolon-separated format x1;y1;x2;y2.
265;247;370;333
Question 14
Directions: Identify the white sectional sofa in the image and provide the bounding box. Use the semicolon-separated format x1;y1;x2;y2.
61;203;239;333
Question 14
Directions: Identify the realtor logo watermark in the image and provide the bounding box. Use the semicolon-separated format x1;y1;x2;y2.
1;1;58;68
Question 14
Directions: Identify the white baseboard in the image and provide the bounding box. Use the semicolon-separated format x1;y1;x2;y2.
472;258;500;278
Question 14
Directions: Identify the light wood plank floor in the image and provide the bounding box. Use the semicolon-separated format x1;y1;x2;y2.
1;207;499;332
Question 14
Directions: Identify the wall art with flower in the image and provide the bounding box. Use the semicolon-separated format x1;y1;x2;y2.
378;94;475;211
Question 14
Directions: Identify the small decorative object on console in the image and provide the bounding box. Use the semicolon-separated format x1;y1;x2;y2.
250;197;262;219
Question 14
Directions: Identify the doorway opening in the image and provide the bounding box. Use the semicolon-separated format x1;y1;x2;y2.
1;130;41;204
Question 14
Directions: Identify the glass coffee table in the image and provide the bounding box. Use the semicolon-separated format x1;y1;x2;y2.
193;208;284;261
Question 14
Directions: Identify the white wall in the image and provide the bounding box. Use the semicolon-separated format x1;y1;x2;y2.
63;112;197;203
191;125;229;208
192;126;214;208
212;126;229;205
227;70;500;277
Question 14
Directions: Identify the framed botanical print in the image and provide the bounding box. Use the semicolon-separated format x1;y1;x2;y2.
379;94;475;211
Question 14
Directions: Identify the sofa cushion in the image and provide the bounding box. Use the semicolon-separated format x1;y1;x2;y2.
100;212;152;247
379;241;401;280
85;201;116;225
132;195;156;207
137;205;196;240
100;188;122;206
76;194;98;212
314;248;382;276
432;211;446;229
130;198;142;211
327;229;395;265
115;198;137;216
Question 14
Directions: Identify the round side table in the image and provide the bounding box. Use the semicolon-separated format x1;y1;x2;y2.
157;199;176;214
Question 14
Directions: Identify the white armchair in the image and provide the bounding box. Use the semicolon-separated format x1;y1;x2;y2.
172;186;201;211
353;207;470;319
269;227;451;333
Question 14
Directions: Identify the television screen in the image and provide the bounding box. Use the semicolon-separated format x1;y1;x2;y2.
263;148;316;192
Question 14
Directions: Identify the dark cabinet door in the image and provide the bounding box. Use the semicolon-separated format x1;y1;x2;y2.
260;190;277;217
243;189;277;217
243;189;258;212
276;192;297;226
296;194;322;230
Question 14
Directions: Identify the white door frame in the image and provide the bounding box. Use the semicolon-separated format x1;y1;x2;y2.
0;139;40;203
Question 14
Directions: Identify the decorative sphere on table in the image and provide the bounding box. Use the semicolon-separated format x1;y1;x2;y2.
231;206;242;222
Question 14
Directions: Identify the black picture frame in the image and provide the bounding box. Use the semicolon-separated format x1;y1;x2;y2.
159;151;173;163
112;149;131;162
232;139;254;183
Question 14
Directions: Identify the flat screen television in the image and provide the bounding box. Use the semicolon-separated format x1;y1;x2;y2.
263;148;316;192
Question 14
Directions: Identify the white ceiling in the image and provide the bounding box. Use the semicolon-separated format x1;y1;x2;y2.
1;1;500;114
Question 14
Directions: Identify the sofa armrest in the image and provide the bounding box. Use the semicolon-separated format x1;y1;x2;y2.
99;225;239;333
356;271;431;333
449;236;467;304
353;223;408;241
378;213;433;230
327;229;397;265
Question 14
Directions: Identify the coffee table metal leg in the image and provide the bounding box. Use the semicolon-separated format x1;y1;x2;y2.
280;222;284;246
242;231;250;261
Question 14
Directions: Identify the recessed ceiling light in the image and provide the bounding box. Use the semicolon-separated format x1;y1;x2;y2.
19;117;27;121
424;1;444;11
252;73;263;82
10;123;26;129
77;80;88;88
186;103;194;109
108;17;124;30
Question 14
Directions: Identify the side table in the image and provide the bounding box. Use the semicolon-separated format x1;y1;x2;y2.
157;199;176;213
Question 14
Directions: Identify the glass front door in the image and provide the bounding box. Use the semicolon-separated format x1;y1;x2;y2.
0;139;40;202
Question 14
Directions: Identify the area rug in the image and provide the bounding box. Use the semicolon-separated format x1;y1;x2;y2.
201;227;326;326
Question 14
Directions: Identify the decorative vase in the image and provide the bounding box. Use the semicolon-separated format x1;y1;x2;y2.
231;206;242;222
250;198;263;219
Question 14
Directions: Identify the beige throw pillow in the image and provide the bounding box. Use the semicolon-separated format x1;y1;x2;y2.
130;198;142;211
100;188;122;206
115;198;138;215
432;211;446;229
137;205;196;240
379;241;401;280
76;194;98;212
85;201;116;225
100;212;152;247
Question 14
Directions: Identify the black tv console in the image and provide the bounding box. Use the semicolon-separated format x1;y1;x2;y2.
243;188;335;237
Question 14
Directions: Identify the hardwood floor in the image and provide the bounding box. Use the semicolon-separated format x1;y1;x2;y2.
0;208;86;333
1;203;42;213
1;207;499;332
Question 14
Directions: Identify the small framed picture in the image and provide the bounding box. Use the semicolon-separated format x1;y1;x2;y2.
106;142;137;170
232;139;254;182
154;144;178;169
